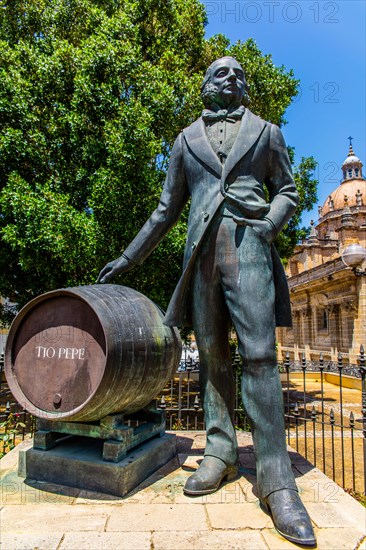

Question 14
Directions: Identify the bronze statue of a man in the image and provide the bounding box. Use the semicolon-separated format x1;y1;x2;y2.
98;57;316;547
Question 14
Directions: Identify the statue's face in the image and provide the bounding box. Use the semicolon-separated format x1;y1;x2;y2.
210;57;245;108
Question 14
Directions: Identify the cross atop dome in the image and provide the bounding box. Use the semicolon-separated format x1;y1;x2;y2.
346;135;356;158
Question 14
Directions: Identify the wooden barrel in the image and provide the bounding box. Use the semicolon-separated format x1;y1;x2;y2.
5;285;181;421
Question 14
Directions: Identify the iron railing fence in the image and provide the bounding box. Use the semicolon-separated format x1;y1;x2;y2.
158;354;248;432
279;357;363;379
281;346;365;495
1;346;365;495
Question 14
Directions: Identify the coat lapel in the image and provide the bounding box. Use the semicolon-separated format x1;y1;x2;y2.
182;110;267;182
183;119;222;177
222;109;267;182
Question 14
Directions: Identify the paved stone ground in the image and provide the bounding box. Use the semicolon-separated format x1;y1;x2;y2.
1;432;365;550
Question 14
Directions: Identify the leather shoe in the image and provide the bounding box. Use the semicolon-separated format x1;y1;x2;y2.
184;456;239;496
261;489;316;547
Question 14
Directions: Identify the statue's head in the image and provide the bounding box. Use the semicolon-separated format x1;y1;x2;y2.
201;56;250;109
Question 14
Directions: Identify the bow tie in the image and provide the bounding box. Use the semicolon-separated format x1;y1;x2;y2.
202;105;245;123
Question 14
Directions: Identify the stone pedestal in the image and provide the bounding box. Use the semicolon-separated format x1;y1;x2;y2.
18;433;176;498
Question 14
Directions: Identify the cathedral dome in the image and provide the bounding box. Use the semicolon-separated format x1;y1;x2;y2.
321;179;366;216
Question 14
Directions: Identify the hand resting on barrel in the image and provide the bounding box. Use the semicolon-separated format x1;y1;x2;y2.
97;254;135;283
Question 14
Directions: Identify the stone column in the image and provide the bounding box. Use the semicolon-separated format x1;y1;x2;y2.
350;277;366;364
327;304;340;362
301;307;312;361
293;310;301;361
276;328;284;361
339;300;356;359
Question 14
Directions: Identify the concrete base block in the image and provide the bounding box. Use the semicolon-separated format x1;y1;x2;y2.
18;433;176;497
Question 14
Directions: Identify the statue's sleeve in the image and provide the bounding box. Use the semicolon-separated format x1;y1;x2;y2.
123;132;189;265
263;124;299;236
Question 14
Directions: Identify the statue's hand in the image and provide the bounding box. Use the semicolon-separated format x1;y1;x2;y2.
233;217;276;244
97;255;135;284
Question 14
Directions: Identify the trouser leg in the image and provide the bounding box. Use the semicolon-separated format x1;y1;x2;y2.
191;222;238;466
220;222;297;499
240;364;297;499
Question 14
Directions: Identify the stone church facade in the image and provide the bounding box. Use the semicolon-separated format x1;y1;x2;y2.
277;143;366;365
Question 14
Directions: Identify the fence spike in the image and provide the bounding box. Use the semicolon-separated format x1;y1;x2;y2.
159;395;166;409
359;345;365;369
349;411;355;428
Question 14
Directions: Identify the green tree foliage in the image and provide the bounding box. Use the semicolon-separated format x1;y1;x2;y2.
276;151;318;260
0;0;317;324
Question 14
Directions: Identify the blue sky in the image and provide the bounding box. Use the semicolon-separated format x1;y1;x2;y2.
202;0;366;227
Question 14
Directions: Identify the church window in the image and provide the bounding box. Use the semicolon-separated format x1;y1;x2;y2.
290;261;299;275
317;309;328;331
355;168;359;177
348;169;352;178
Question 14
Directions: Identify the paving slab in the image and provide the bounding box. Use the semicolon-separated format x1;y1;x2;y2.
206;501;273;530
0;533;64;550
314;528;366;550
0;503;111;533
305;500;366;530
107;502;209;532
152;529;268;549
1;472;79;505
0;430;365;550
59;531;151;550
261;528;303;549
